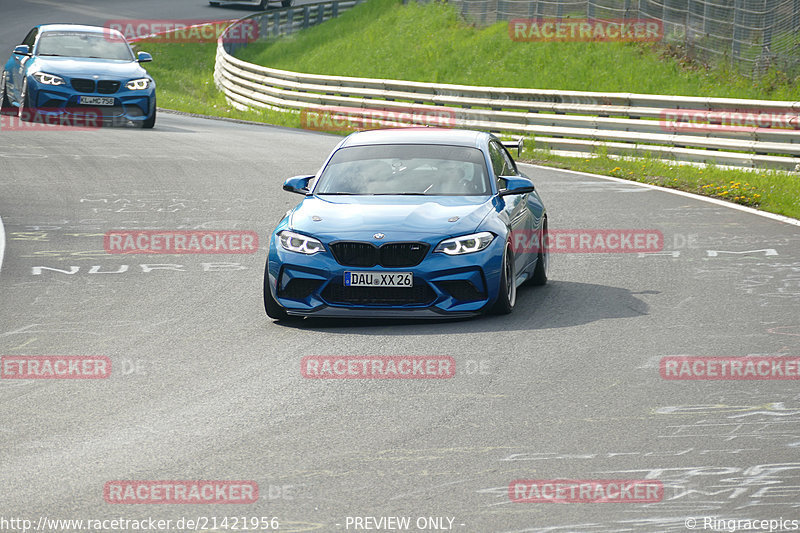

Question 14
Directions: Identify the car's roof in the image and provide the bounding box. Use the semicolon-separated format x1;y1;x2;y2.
37;24;124;38
339;128;489;149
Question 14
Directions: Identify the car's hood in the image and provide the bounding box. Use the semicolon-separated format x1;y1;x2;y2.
30;57;147;79
289;195;494;241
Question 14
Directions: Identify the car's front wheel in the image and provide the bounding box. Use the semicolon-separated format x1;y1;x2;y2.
490;241;516;315
263;265;290;320
141;98;156;129
18;79;33;121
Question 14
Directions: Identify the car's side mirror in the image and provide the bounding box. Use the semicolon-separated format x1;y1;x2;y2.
13;45;31;56
283;175;314;195
137;51;153;62
498;176;534;197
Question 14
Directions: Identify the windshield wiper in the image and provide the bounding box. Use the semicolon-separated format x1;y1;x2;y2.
372;192;427;195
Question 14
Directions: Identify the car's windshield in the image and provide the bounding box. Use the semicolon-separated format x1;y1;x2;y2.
36;31;133;60
314;144;491;196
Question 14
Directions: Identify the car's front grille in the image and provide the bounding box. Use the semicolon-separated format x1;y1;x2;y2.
379;243;429;267
97;80;120;94
436;280;485;302
330;242;377;267
330;241;429;268
278;278;323;300
322;278;436;306
71;79;95;93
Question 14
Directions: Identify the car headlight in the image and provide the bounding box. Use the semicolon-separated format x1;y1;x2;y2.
32;72;65;86
434;231;495;255
278;231;324;255
125;78;150;90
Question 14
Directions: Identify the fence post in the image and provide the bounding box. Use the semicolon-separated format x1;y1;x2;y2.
731;0;744;67
588;1;594;19
794;0;800;29
302;5;310;28
758;0;777;75
333;1;339;17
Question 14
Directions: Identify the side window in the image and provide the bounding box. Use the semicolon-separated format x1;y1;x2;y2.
488;142;507;190
499;144;518;176
489;140;517;190
22;28;38;48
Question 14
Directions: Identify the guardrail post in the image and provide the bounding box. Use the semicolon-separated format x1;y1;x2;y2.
333;1;339;18
317;4;325;24
302;5;310;28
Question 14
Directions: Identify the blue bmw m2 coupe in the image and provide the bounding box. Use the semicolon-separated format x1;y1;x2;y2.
265;128;549;320
1;24;156;127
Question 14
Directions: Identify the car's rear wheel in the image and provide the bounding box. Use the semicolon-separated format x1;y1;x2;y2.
263;265;290;320
490;241;516;315
529;217;548;286
142;98;156;129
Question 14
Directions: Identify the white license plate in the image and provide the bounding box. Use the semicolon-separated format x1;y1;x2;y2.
344;271;413;287
79;96;115;106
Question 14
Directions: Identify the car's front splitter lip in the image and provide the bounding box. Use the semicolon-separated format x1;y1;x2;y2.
284;305;481;319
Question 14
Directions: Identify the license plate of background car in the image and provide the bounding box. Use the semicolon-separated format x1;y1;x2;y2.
79;96;115;106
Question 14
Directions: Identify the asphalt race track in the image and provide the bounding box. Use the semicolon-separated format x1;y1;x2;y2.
1;2;800;533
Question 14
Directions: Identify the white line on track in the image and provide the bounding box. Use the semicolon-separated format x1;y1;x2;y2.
520;162;800;227
0;214;5;275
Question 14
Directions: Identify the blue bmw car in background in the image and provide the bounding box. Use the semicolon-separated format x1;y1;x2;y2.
265;128;549;320
1;24;156;128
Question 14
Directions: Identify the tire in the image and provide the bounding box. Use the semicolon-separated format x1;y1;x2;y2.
259;0;269;8
263;264;289;320
141;99;156;129
18;79;33;121
281;0;293;6
529;217;548;286
209;1;220;5
0;72;13;114
490;241;516;315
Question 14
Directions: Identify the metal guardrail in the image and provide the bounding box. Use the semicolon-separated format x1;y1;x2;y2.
214;2;800;170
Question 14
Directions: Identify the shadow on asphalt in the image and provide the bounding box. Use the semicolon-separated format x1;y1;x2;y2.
273;280;653;334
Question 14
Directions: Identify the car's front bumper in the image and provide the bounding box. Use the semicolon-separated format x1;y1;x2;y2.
267;234;506;318
28;80;154;123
